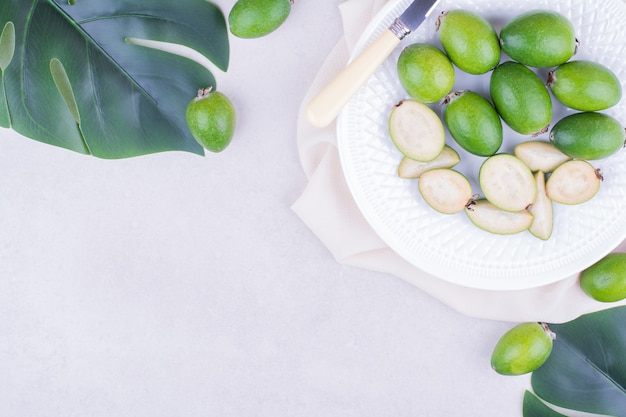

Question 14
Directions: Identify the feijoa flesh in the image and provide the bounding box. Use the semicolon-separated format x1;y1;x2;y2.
490;62;552;135
397;43;455;103
465;199;533;235
490;322;554;376
479;154;536;212
443;90;503;156
514;140;571;173
580;252;626;303
550;112;625;160
500;10;577;68
548;60;622;111
398;145;460;179
546;160;602;205
388;100;445;161
229;0;292;39
186;87;236;153
528;171;553;241
418;169;473;214
437;10;500;75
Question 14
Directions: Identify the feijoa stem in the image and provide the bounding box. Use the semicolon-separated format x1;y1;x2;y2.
540;322;556;340
196;86;213;100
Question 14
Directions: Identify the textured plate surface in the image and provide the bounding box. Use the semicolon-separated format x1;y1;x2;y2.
337;0;626;290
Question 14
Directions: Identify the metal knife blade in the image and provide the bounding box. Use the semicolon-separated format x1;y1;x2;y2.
391;0;441;39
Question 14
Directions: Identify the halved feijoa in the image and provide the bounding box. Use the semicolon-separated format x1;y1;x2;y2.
397;145;460;179
548;60;622;111
528;171;553;241
546;160;602;205
479;154;536;212
443;90;503;156
465;199;533;235
550;112;625;160
418;169;473;214
388;100;445;161
490;62;552;135
514;140;571;173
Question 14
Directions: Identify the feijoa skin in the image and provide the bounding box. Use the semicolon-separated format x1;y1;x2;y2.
229;0;291;39
550;112;625;160
437;10;500;74
490;62;552;135
443;90;503;156
548;60;622;111
580;252;626;303
491;322;554;376
500;10;577;68
397;43;455;103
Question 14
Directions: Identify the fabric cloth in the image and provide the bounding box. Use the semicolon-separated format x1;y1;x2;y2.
292;0;626;323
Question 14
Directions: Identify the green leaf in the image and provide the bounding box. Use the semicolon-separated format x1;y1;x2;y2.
523;391;568;417
531;306;626;417
0;0;230;158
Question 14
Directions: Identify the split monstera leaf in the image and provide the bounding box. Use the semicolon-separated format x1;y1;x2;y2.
0;0;229;158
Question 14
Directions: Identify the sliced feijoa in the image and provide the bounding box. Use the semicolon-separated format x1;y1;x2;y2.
466;199;533;235
437;9;500;74
548;60;622;111
550;112;626;160
514;140;571;173
528;171;553;241
397;145;460;179
479;154;536;212
490;62;552;135
388;100;445;161
500;10;577;68
397;43;455;103
546;160;602;205
418;169;473;214
443;90;503;156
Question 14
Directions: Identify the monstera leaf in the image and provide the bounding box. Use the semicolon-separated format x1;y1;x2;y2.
0;0;229;158
525;306;626;417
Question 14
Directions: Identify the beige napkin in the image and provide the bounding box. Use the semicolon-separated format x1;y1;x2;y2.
292;0;626;323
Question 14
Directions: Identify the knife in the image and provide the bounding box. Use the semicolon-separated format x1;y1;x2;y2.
305;0;441;128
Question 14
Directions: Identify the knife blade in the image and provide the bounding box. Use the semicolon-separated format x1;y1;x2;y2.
306;0;441;128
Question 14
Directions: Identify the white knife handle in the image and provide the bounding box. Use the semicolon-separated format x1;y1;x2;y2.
306;29;401;128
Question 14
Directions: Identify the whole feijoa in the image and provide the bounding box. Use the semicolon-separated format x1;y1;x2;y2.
229;0;292;39
397;43;455;103
436;9;500;74
491;322;555;376
186;87;236;153
490;61;552;135
500;10;577;68
443;90;503;156
548;60;622;111
580;252;626;302
550;112;625;160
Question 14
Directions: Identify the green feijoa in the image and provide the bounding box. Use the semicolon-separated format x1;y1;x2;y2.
397;43;455;103
490;322;555;376
548;60;622;111
437;10;500;74
580;252;626;303
186;87;236;153
443;90;502;156
490;62;552;135
229;0;291;39
550;112;625;160
500;10;576;68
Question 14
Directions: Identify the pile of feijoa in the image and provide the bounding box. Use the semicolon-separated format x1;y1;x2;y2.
389;8;625;240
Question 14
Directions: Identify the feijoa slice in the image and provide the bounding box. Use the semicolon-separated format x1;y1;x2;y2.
443;90;503;156
465;199;533;235
388;100;445;161
500;10;576;68
548;60;622;111
528;171;553;241
490;62;552;135
550;112;626;160
418;169;473;214
546;160;602;205
580;252;626;303
514;140;571;173
490;322;554;376
397;43;455;103
479;154;536;212
437;10;500;74
398;145;460;179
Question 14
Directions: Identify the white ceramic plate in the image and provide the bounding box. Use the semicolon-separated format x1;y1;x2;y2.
337;0;626;290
